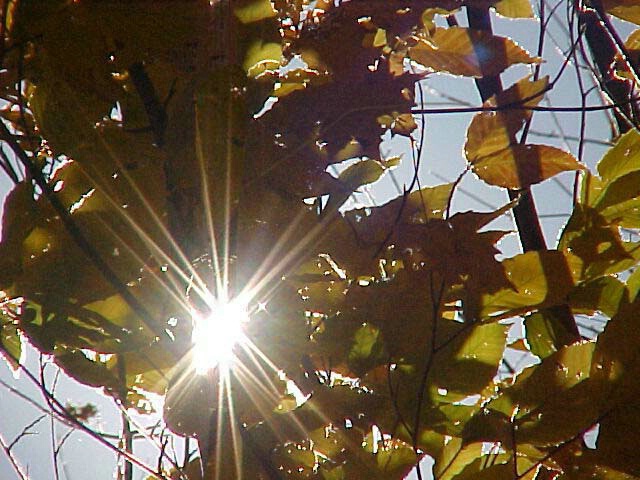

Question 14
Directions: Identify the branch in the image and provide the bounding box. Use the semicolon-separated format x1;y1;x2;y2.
465;4;580;343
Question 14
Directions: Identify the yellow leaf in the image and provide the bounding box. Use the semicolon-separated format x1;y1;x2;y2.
493;0;535;18
233;0;276;24
597;129;640;186
488;75;549;110
480;250;582;319
409;27;541;78
243;40;282;77
465;76;550;162
603;0;640;25
472;144;584;189
465;112;523;161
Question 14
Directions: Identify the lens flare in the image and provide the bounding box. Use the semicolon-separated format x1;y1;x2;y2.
191;299;249;374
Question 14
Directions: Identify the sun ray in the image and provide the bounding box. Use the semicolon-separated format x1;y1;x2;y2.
195;102;226;300
68;147;215;308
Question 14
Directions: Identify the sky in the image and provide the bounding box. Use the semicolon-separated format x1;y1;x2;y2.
0;4;637;480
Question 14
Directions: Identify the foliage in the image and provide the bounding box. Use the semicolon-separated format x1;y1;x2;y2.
0;0;639;479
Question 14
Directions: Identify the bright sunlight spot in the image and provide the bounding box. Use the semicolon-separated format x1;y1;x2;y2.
192;299;249;374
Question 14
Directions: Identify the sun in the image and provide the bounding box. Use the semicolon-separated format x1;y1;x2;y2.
191;298;249;374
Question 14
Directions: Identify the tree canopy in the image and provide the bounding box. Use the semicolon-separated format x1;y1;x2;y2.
1;0;640;479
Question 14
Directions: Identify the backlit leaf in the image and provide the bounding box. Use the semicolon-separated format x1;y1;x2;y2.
597;129;640;185
480;250;582;319
0;304;22;370
559;204;640;280
604;0;640;24
471;144;584;189
338;159;386;190
466;76;549;161
233;0;276;24
488;342;604;446
493;0;535;18
569;276;628;318
431;322;509;401
348;323;386;375
594;402;640;475
525;310;576;359
435;440;483;480
409;27;540;78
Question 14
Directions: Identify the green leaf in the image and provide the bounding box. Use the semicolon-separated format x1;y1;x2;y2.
479;250;582;319
431;322;509;401
559;204;640;280
435;440;483;480
568;276;628;318
233;0;277;24
243;40;282;77
590;297;640;406
487;342;604;446
627;266;640;301
348;323;386;376
524;310;576;359
597;129;640;185
0;304;22;370
339;159;386;191
590;170;640;228
0;182;39;290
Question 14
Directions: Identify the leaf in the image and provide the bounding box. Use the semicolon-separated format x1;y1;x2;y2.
479;250;582;319
435;440;483;480
233;0;276;24
373;439;419;478
348;323;386;376
488;342;604;446
525;310;576;359
431;322;509;401
465;111;524;161
0;182;39;289
604;0;640;25
594;402;640;475
391;113;418;136
627;266;640;301
559;204;640;280
493;0;535;18
597;129;640;185
465;76;550;161
409;27;541;78
56;349;121;392
337;183;454;259
243;40;282;77
338;159;386;190
471;144;584;189
568;276;628;318
590;170;640;227
0;304;22;370
590;297;640;406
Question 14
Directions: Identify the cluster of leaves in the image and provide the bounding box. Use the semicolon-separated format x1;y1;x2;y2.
0;0;640;479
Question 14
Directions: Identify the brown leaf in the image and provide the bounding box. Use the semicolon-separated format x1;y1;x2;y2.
465;76;550;161
472;144;584;189
409;27;541;77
